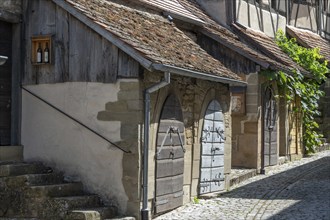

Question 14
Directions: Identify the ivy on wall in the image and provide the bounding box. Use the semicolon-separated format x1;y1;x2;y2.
262;30;329;154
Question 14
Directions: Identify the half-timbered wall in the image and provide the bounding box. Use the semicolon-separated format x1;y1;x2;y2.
23;0;140;85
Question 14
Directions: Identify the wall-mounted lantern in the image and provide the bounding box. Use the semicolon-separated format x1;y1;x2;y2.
0;55;8;65
230;86;246;115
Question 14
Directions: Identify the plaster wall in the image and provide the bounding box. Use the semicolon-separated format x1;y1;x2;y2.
236;0;287;37
290;4;318;32
21;81;142;216
195;0;227;26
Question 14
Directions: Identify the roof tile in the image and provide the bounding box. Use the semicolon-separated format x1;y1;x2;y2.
64;0;241;80
287;26;330;63
176;0;296;73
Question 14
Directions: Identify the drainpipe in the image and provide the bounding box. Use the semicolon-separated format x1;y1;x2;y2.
141;71;171;220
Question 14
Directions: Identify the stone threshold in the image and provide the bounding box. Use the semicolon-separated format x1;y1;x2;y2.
0;145;23;161
229;167;257;188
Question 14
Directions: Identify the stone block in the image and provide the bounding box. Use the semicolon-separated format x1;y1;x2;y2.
0;146;23;161
120;81;141;91
244;121;258;134
127;100;143;111
190;179;199;197
246;94;258;105
246;104;258;114
118;90;141;100
105;100;128;112
192;143;201;161
192;160;200;179
97;111;142;123
183;185;191;204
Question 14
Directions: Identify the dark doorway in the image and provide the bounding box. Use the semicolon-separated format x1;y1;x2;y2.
263;85;278;166
0;21;12;146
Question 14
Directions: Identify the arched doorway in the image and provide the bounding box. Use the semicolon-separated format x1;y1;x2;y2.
154;94;185;214
263;85;278;167
199;100;225;194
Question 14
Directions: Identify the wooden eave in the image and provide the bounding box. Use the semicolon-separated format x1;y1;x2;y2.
52;0;245;85
53;0;154;71
199;28;270;69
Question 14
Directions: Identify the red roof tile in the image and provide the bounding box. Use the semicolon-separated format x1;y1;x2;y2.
287;26;330;63
63;0;241;81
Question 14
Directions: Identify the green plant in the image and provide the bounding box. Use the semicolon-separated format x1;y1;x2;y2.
193;196;200;204
262;30;328;154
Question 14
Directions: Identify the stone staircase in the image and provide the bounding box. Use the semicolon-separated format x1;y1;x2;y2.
0;146;131;220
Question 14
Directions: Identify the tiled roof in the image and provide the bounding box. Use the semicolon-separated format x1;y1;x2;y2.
175;0;296;73
231;24;309;75
286;26;330;63
62;0;241;81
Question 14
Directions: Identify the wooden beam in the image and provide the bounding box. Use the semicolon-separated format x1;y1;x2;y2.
200;28;270;69
52;0;153;71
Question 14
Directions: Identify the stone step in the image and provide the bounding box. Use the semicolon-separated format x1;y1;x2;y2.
66;206;117;220
0;163;47;177
1;173;64;188
0;218;39;220
52;195;101;210
0;146;23;162
25;182;84;197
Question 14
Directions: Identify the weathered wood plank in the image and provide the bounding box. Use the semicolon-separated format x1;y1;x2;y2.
53;0;153;71
22;0;36;84
197;33;258;74
54;5;69;82
33;0;56;84
118;50;139;78
103;38;118;83
88;32;104;82
69;16;91;81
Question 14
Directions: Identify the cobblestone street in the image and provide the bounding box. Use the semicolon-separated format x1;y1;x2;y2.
154;151;330;220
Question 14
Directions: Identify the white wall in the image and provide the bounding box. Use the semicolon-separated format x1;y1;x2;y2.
196;0;227;26
21;82;132;213
236;0;287;38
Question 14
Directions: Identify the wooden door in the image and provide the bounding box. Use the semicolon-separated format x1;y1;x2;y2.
0;21;12;146
199;100;225;194
263;86;278;166
154;95;185;214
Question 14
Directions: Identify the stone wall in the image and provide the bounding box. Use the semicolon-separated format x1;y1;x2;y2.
144;71;232;204
232;72;260;169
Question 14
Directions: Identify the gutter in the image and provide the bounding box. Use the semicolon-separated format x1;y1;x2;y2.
0;56;8;65
152;64;246;86
141;72;171;220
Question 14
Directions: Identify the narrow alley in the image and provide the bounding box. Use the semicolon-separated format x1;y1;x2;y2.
154;151;330;220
